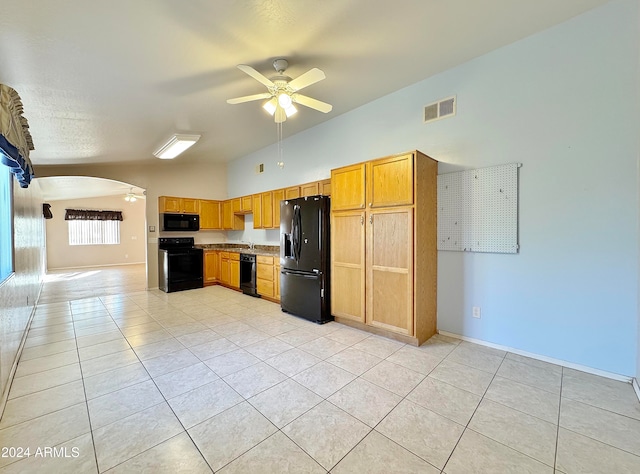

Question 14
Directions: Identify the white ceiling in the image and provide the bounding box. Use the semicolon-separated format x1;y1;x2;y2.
1;0;609;167
38;176;145;201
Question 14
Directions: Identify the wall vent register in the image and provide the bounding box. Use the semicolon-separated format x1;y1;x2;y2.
424;95;456;123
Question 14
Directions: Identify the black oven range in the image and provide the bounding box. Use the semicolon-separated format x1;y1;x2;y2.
158;237;203;293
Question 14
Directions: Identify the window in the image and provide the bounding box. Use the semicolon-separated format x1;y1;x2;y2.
65;209;123;246
0;165;13;281
68;220;120;246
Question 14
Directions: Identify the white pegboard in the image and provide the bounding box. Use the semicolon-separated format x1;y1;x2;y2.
438;163;520;253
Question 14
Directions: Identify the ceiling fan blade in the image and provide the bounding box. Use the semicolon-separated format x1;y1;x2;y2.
292;94;333;113
226;92;272;104
288;68;326;91
274;107;287;123
237;64;275;88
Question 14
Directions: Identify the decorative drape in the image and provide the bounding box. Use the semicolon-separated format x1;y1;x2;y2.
65;209;123;221
0;85;34;188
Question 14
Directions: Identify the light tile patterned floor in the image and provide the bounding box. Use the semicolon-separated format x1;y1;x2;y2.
1;267;640;472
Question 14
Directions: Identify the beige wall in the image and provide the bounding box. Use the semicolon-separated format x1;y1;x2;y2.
0;180;45;407
35;160;228;288
46;195;146;269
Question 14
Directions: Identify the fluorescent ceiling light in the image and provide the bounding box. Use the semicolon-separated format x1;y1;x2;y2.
153;134;200;159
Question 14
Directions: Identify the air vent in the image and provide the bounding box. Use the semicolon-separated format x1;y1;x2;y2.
255;163;264;174
424;95;456;123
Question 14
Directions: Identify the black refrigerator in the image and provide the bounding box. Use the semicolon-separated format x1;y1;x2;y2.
280;195;332;324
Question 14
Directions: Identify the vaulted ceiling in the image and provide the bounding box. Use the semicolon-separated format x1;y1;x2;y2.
1;0;609;167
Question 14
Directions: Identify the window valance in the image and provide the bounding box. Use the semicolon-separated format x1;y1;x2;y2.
65;209;123;221
0;85;34;188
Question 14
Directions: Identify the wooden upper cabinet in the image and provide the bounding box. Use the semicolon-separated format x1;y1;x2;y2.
368;153;414;208
159;196;200;214
252;194;262;229
285;186;300;200
319;179;331;196
222;200;245;230
272;189;285;230
241;195;253;212
330;163;366;211
262;192;274;229
231;198;242;214
199;200;221;229
301;181;319;197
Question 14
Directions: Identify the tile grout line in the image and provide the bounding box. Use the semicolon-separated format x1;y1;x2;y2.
554;366;564;472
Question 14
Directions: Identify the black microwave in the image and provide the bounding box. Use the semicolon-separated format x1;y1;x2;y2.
161;213;200;232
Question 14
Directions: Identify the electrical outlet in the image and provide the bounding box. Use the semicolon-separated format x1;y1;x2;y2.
472;306;481;319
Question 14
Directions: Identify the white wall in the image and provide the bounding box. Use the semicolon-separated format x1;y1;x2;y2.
227;0;640;376
46;194;146;269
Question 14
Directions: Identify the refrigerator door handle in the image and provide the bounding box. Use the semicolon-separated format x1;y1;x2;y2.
282;270;320;279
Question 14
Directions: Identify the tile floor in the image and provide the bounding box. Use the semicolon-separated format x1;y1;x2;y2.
1;267;640;473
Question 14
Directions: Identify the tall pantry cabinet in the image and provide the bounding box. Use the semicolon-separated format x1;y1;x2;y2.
330;151;437;345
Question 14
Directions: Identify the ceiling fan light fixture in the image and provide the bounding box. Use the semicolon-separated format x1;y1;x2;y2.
153;133;201;159
263;98;277;116
284;104;297;117
277;92;292;109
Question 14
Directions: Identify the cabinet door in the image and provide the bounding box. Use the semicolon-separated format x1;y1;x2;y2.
241;195;253;212
253;194;262;228
232;198;242;214
368;153;414;208
159;196;181;213
182;198;200;214
220;256;230;285
230;259;240;289
331;163;366;211
272;189;284;230
319;179;331;196
301;182;319;197
285;186;300;200
366;208;413;335
204;251;219;284
200;200;221;229
261;192;273;228
222;201;233;229
331;211;366;323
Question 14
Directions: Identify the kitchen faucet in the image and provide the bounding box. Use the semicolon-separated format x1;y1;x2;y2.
242;240;255;250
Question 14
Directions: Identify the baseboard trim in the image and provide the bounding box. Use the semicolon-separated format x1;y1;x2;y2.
48;262;145;271
633;378;640;403
438;330;633;384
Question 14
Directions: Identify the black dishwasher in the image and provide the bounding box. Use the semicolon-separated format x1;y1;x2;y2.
240;253;259;297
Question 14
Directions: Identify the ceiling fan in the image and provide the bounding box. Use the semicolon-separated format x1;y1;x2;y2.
124;188;145;202
226;59;332;123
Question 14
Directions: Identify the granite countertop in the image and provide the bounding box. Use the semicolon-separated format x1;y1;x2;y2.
196;243;279;257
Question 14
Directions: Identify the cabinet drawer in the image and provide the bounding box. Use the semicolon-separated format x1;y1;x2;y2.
220;252;229;259
257;263;274;281
257;278;274;297
257;255;274;265
229;252;240;261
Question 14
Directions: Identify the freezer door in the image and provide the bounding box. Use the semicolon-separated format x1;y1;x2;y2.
280;269;331;324
280;196;328;272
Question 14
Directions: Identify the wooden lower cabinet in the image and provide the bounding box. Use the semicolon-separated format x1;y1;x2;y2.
219;252;230;286
274;263;281;301
331;211;366;323
367;208;413;334
203;250;219;285
229;253;240;289
257;255;274;298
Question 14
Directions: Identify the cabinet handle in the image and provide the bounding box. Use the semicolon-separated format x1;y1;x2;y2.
369;202;372;207
360;216;364;225
369;215;373;224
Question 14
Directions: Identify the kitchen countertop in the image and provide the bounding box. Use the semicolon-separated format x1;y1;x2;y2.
196;243;279;257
